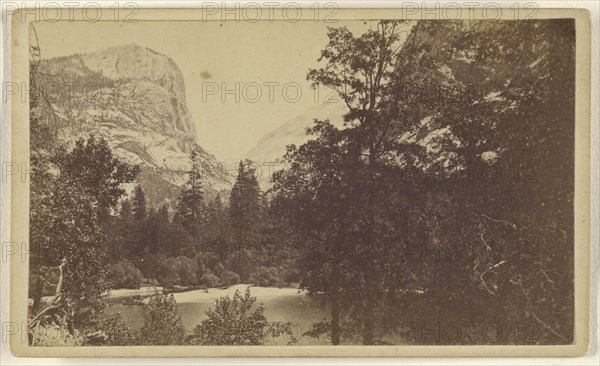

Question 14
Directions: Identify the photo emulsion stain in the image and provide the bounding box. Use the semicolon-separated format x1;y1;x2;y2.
21;14;582;351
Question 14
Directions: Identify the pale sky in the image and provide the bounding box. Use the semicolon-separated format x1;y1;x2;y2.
33;20;407;161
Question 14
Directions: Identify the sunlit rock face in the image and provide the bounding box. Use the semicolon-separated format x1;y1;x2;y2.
39;44;231;206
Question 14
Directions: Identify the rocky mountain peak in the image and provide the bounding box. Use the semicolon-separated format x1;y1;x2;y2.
39;44;230;206
73;43;194;137
82;44;187;106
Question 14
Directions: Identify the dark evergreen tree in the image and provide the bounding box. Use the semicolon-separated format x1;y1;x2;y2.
206;193;230;263
119;199;132;220
131;185;147;221
229;161;263;247
176;150;207;244
228;160;264;280
108;198;136;262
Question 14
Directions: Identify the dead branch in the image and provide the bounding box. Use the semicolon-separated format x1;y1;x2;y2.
28;258;66;331
38;275;58;287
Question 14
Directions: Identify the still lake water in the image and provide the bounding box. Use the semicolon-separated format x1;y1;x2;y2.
105;288;331;345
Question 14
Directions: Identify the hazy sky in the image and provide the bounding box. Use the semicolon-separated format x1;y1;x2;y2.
33;20;406;161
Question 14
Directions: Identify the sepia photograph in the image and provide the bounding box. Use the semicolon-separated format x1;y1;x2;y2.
5;5;593;358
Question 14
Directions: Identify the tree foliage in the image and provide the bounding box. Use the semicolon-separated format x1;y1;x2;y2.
272;19;575;345
29;19;576;346
107;261;144;289
192;288;297;345
139;294;186;345
176;150;207;240
131;185;147;221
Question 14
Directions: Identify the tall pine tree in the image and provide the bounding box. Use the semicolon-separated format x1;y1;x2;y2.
228;160;264;280
207;193;230;263
229;160;263;250
177;150;207;245
131;185;147;221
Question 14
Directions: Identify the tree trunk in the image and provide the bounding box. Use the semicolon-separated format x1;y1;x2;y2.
362;308;375;345
331;292;341;345
31;274;45;314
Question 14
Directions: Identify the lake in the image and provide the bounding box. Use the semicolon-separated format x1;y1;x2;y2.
105;285;331;345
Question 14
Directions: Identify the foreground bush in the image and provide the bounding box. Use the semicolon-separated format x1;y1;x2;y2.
96;313;140;345
191;288;297;345
108;261;143;289
139;294;186;345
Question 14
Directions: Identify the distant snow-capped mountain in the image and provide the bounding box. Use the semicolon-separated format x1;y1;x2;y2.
246;102;347;162
39;43;231;206
245;102;347;188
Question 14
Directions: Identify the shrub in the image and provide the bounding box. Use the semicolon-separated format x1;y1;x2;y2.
173;256;199;286
97;313;140;346
156;259;178;289
194;252;221;272
249;266;281;287
204;252;222;271
139;294;186;345
220;270;240;286
108;261;143;289
228;248;256;281
137;252;163;281
192;288;297;345
212;262;225;277
193;256;208;280
156;256;199;288
200;271;220;288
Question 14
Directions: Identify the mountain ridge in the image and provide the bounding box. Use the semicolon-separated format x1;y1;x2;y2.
246;101;347;163
39;43;231;206
245;101;347;189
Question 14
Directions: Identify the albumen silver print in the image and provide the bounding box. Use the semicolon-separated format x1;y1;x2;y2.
5;5;592;358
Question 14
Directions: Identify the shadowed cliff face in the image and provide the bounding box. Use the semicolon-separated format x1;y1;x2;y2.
38;44;231;206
